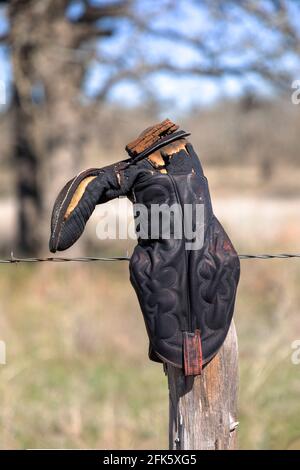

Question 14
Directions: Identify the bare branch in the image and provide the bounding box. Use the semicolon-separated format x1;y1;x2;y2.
94;55;291;102
76;0;131;24
73;25;114;47
0;32;9;43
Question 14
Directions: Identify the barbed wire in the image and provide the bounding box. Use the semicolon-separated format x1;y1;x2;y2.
0;253;300;264
238;253;300;260
0;254;130;264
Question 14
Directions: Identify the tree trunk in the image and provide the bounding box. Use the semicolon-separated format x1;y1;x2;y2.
168;321;239;450
12;88;43;254
9;0;86;255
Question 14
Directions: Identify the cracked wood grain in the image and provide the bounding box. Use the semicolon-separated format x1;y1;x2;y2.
168;321;238;450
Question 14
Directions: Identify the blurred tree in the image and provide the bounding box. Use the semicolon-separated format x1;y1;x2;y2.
0;0;299;254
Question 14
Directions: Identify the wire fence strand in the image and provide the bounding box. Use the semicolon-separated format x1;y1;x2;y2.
238;253;300;260
0;253;300;264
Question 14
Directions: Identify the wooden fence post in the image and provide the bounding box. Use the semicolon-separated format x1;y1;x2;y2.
167;321;239;450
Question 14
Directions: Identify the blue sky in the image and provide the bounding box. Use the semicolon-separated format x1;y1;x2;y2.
0;7;10;110
0;1;299;112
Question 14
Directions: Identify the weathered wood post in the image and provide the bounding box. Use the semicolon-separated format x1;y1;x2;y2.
167;321;239;450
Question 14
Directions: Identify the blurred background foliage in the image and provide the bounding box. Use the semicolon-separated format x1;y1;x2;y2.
0;0;299;449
